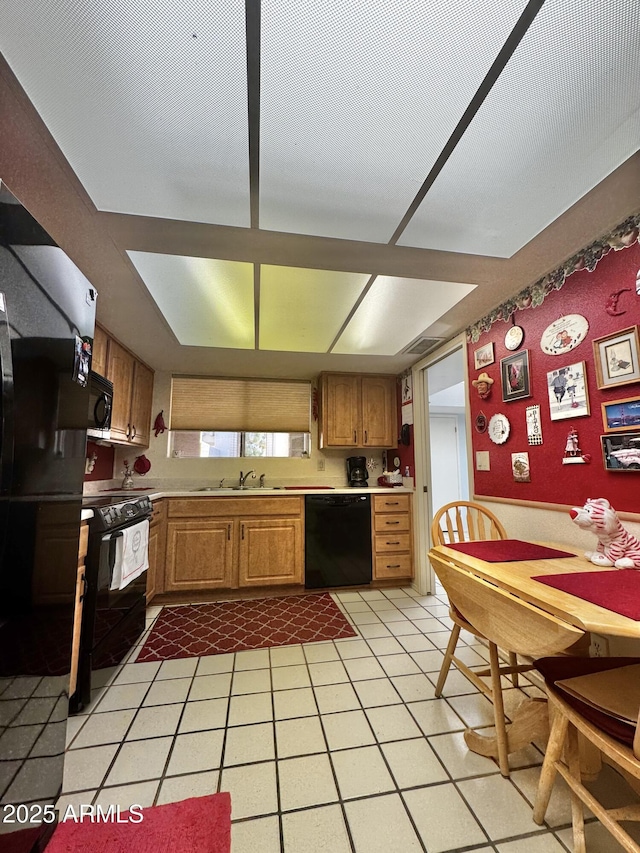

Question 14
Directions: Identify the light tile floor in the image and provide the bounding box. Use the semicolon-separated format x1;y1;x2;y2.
58;585;640;852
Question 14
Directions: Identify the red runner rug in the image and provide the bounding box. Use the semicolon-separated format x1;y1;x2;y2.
137;593;357;662
46;793;231;853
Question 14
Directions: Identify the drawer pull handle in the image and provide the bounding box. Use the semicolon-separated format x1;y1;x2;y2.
386;520;400;525
387;564;401;569
386;501;399;506
387;541;400;545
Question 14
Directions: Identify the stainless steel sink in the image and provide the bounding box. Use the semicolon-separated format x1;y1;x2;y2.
191;486;242;492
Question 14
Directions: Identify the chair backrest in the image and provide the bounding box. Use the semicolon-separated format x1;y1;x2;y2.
431;501;507;546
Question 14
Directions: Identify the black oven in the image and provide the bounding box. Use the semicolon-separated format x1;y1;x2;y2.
87;370;113;441
72;494;152;711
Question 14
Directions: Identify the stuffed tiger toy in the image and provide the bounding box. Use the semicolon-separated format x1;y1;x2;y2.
570;498;640;569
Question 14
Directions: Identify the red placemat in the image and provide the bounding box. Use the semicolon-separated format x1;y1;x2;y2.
533;569;640;620
446;539;574;562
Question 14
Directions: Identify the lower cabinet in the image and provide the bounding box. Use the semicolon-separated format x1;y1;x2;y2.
238;518;303;587
164;497;304;592
372;493;414;581
147;500;167;602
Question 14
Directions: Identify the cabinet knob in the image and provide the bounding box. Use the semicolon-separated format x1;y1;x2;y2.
364;430;368;443
353;430;357;443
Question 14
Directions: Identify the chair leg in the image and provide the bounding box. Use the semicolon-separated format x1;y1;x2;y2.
533;709;569;824
489;641;510;777
509;651;519;688
434;623;461;698
566;723;586;853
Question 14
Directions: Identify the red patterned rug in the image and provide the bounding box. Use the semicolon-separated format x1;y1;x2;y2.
137;593;357;662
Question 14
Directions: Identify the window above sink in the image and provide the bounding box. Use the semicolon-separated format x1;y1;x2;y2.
171;431;310;459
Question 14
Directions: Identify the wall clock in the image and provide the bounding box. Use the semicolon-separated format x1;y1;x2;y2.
540;314;589;356
488;413;510;445
504;325;524;351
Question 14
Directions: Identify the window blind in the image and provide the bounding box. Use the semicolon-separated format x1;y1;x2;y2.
170;376;311;433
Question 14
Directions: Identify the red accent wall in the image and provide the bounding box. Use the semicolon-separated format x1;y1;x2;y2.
468;241;640;513
84;440;114;482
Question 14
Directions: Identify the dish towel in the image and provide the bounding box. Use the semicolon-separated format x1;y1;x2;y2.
109;519;149;590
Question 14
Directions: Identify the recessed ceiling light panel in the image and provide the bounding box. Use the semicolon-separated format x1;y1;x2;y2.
333;276;476;355
128;251;255;348
1;0;250;226
399;0;640;257
260;265;369;352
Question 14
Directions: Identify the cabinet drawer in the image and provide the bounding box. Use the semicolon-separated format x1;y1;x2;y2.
374;513;410;533
373;494;411;514
374;553;413;579
374;533;411;553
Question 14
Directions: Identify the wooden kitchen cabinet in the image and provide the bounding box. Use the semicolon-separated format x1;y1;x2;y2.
238;517;303;587
91;324;109;377
318;372;397;448
372;493;414;581
164;496;304;592
107;338;154;447
146;500;167;602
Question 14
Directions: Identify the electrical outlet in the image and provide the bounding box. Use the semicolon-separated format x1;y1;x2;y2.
317;458;325;471
590;634;610;657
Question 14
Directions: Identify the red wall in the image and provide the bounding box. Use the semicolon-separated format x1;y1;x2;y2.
468;241;640;513
84;440;114;482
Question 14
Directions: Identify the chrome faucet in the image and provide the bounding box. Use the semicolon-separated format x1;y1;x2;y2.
238;470;256;488
259;473;266;488
218;478;226;489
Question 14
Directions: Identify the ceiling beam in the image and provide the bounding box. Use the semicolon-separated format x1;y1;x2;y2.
100;210;507;284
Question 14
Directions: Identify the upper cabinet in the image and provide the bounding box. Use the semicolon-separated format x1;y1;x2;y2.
318;372;397;448
95;325;154;448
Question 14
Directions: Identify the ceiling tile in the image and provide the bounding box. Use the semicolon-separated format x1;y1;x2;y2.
259;265;369;352
128;252;255;348
333;276;476;356
0;0;250;226
260;0;529;242
399;0;640;257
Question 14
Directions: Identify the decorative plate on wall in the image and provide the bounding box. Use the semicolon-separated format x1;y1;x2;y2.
475;411;488;433
488;413;510;445
540;314;589;356
504;325;524;351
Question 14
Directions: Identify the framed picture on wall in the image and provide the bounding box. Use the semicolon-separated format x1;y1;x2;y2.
473;342;494;370
500;350;531;402
601;396;640;433
593;326;640;389
601;432;640;471
546;361;590;421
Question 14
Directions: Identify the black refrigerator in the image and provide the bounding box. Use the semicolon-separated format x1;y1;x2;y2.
0;182;97;848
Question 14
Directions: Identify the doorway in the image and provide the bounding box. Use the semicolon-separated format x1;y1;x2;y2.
411;337;469;595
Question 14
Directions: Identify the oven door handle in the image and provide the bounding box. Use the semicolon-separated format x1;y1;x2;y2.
97;530;123;590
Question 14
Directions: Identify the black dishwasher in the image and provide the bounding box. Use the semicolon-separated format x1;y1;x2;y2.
305;494;372;589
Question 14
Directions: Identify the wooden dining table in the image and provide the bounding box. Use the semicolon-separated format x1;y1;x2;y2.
428;541;640;767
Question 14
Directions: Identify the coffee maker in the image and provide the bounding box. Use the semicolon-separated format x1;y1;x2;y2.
346;456;368;487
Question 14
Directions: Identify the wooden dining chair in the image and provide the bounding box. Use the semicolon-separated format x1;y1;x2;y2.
533;656;640;853
431;501;523;697
429;552;584;776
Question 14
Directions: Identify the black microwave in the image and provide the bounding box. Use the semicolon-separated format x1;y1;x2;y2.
87;371;113;441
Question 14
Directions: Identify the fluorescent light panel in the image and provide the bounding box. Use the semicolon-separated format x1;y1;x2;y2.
0;0;250;226
399;0;640;257
260;0;530;242
128;251;255;348
259;265;369;352
333;277;476;355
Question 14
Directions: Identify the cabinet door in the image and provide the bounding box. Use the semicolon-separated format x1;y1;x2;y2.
322;374;359;446
165;520;234;591
130;361;154;447
107;339;135;443
238;518;303;586
361;375;396;447
147;520;167;602
92;325;109;377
